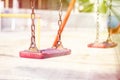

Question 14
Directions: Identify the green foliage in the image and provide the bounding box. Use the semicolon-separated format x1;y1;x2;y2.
79;3;94;12
99;0;108;14
99;0;120;21
78;0;94;12
78;0;89;3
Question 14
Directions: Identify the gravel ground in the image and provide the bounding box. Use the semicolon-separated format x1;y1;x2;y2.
0;28;120;80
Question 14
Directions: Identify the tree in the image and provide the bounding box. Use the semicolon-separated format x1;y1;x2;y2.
77;0;94;12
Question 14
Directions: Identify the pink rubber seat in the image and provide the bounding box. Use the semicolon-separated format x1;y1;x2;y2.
88;41;117;48
19;48;71;59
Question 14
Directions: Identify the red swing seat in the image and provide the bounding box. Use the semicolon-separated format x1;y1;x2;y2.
88;41;117;48
19;48;71;59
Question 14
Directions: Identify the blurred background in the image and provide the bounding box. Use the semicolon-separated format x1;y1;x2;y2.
0;0;120;32
0;0;120;80
0;0;94;31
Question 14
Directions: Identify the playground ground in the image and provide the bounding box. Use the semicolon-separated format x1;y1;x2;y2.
0;27;120;80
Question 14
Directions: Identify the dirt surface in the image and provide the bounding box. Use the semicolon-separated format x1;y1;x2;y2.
0;28;120;80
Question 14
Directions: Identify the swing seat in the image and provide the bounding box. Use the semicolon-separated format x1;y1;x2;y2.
19;48;71;59
88;41;117;48
102;41;117;48
88;43;106;48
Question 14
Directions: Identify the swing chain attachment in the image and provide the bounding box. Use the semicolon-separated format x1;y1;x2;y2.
95;0;100;43
29;0;38;52
55;0;63;48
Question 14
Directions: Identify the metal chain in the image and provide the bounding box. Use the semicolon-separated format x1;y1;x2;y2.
29;0;38;52
107;0;112;42
55;0;63;48
95;0;100;42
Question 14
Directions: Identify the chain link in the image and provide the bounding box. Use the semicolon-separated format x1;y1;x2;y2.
107;0;112;42
55;0;63;48
95;0;100;42
29;0;38;52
